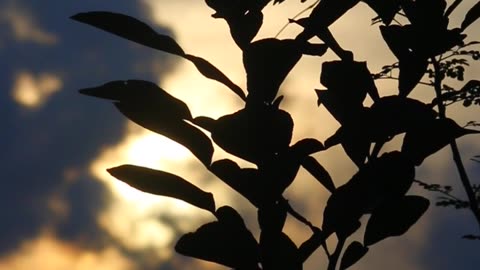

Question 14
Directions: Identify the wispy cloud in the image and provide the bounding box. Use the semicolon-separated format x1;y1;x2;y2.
11;71;62;109
0;3;58;45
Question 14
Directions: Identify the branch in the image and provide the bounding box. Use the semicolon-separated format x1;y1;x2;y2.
432;57;480;231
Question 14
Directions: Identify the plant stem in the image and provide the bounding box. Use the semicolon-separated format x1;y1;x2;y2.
327;236;345;270
432;57;480;231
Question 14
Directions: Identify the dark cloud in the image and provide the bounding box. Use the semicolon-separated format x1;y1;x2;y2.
0;0;176;261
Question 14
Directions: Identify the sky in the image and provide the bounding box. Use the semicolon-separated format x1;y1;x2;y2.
1;0;479;269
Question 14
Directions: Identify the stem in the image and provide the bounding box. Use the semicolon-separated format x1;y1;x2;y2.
432;57;480;231
327;236;345;270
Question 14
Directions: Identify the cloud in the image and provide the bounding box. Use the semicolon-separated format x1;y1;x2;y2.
0;233;134;270
11;71;62;109
0;3;58;45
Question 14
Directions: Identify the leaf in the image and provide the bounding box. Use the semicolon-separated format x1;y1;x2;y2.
79;80;192;120
290;138;325;156
184;54;246;100
402;118;480;165
461;1;480;31
210;159;266;207
79;80;214;166
191;116;216;132
320;60;379;104
260;231;302;270
115;103;214;166
362;0;401;25
71;11;185;55
175;206;259;268
72;11;246;101
108;165;215;212
212;106;293;164
364;195;430;246
323;152;415;237
340;241;368;270
243;39;303;104
301;156;336;193
398;55;429;97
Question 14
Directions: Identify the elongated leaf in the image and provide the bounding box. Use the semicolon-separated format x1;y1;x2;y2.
243;38;303;104
72;11;246;101
115;103;214;166
461;1;480;31
212;107;293;164
362;0;401;25
175;206;259;268
108;165;215;212
364;195;429;246
340;241;368;270
79;80;192;120
301;156;336;193
290;138;325;156
402;118;480;165
210;159;266;207
71;12;185;55
184;54;246;100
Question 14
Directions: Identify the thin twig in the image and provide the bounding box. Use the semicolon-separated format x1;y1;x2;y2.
327;236;345;270
432;57;480;231
274;0;320;38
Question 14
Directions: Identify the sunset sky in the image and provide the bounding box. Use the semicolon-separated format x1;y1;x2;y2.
1;0;480;269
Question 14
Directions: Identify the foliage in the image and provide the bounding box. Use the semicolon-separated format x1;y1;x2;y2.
73;0;480;269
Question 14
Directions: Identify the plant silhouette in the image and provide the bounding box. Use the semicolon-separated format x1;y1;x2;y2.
73;0;480;269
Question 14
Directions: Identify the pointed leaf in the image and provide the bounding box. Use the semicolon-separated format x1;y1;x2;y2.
260;232;302;270
461;1;480;31
71;12;185;55
72;12;246;101
243;39;303;104
362;0;401;25
210;159;266;207
108;165;215;212
192;116;216;132
340;241;368;270
175;206;259;268
301;156;336;193
291;138;325;156
402;118;480;165
184;54;246;100
115;103;214;166
364;195;429;246
398;56;429;97
79;80;192;120
212;107;293;164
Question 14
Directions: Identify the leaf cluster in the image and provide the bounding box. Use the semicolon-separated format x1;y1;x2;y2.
72;0;480;269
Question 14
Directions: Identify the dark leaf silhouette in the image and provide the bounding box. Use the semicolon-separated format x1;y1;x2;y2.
364;195;430;246
184;54;246;100
323;152;415;237
260;231;302;270
192;116;216;132
290;138;325;156
79;80;192;120
107;165;215;212
71;11;185;55
321;60;379;104
402;118;480;165
316;89;356;124
244;39;327;104
210;159;267;207
115;103;214;166
212;106;293;163
80;80;214;166
301;156;336;193
339;241;368;270
206;0;264;48
461;1;480;31
175;206;259;268
72;11;246;101
363;0;401;25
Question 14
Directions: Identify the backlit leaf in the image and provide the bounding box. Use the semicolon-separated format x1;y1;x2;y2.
340;241;368;270
108;165;215;212
115;103;214;166
175;206;259;268
461;1;480;31
402;118;480;165
364;195;429;246
71;12;185;55
72;12;246;101
301;156;336;193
